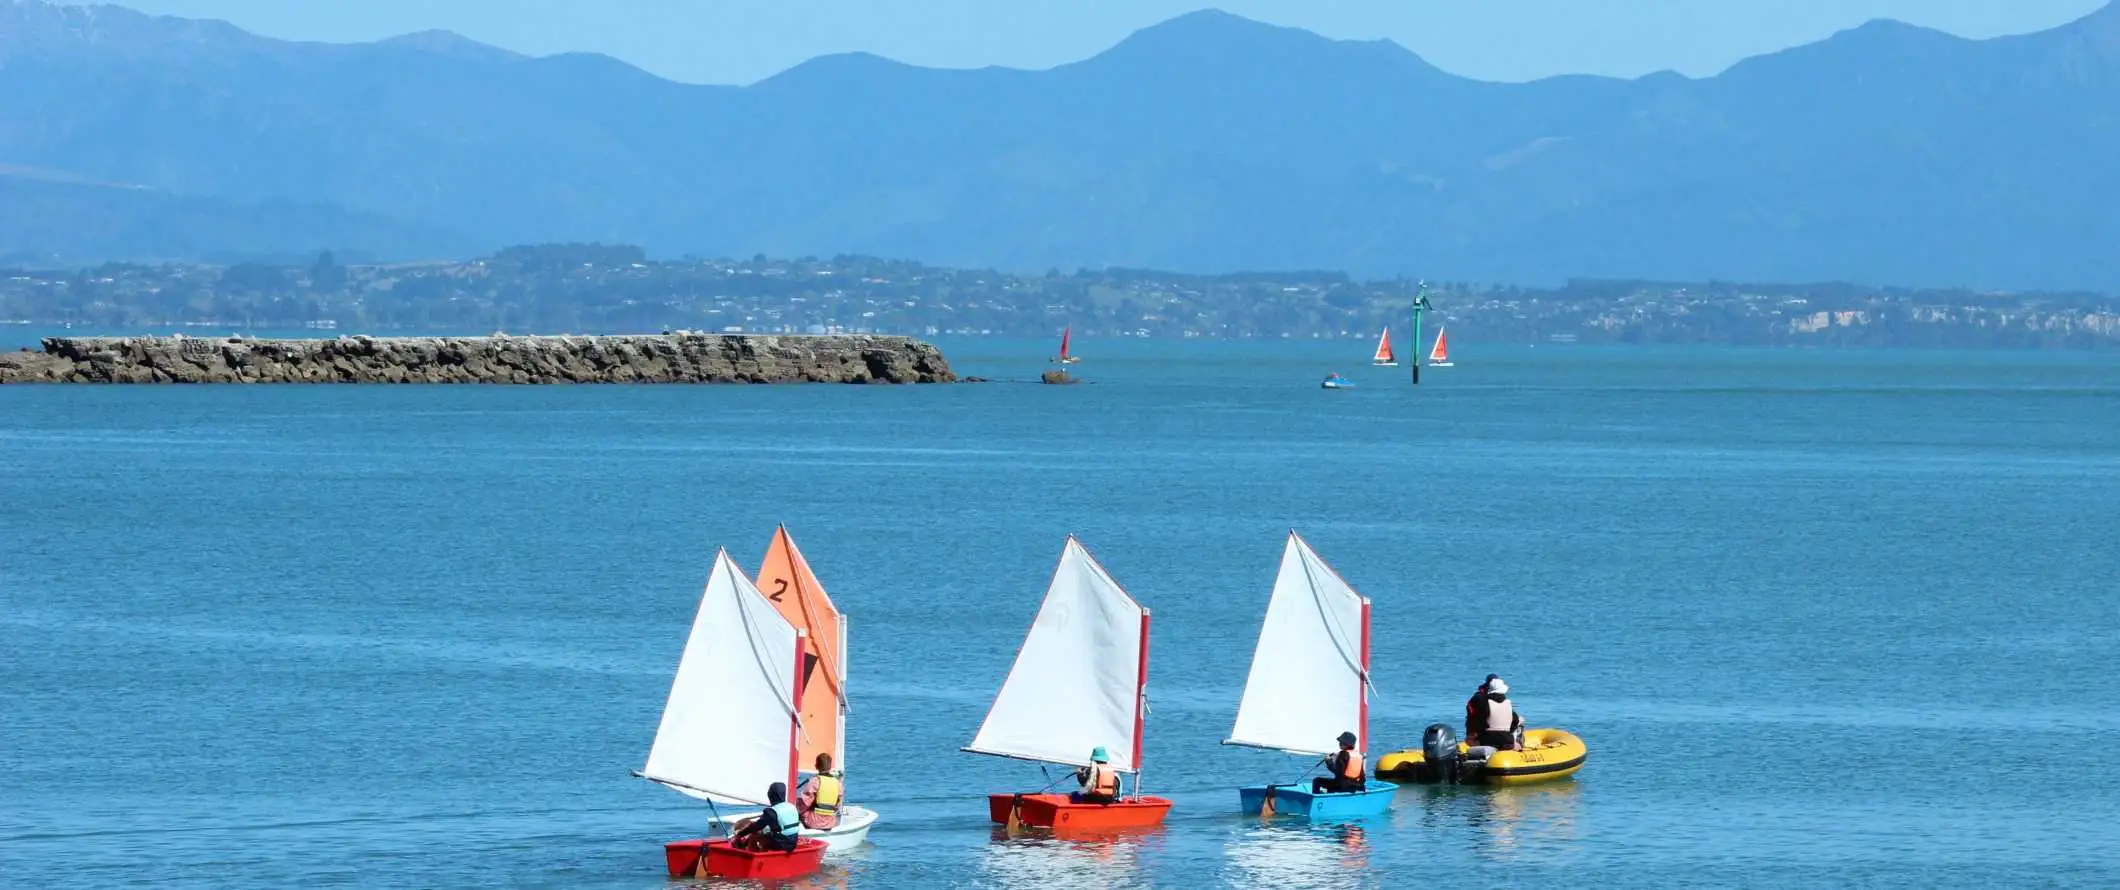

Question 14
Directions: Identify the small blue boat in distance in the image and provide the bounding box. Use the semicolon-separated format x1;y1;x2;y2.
1320;372;1354;389
1224;531;1395;821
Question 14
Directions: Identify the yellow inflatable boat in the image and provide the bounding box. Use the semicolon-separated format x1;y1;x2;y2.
1375;726;1586;786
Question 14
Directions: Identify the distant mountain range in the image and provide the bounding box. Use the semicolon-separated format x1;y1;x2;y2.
4;0;2119;289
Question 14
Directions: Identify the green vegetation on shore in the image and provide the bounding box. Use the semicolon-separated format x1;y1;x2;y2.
5;244;2116;350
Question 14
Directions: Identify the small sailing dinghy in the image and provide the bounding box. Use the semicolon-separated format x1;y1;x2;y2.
634;549;828;880
964;536;1170;831
755;526;879;851
1371;328;1397;366
1428;327;1453;367
1226;531;1396;821
1053;326;1081;364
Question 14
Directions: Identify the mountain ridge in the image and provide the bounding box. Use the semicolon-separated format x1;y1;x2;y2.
2;1;2117;288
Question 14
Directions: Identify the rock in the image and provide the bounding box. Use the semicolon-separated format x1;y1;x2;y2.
1040;369;1079;385
0;334;957;385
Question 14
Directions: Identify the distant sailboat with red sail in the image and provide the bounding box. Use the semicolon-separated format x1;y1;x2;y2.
1053;327;1081;364
1427;327;1453;368
1371;328;1397;366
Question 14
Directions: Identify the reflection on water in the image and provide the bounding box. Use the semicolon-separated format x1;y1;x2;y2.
980;828;1161;889
760;867;851;890
1464;782;1584;862
1224;822;1377;890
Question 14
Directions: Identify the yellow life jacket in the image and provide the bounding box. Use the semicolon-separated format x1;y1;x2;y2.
812;775;842;815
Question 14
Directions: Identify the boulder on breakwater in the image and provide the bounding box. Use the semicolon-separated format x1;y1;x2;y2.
0;333;956;384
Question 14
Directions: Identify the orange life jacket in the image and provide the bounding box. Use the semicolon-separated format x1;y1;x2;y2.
1087;764;1120;797
1337;751;1364;781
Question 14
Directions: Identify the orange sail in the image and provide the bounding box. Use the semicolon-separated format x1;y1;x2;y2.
1371;328;1395;365
1429;327;1450;364
1059;327;1072;360
756;525;846;772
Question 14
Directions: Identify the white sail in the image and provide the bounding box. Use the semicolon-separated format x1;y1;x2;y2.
641;549;802;806
1225;532;1370;757
966;536;1147;772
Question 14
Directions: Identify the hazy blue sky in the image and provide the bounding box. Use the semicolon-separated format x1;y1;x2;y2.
106;0;2109;85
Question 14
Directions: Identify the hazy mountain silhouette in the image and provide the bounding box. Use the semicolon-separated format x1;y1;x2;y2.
3;0;2117;287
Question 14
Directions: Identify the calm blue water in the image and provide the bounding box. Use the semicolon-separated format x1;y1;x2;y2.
5;339;2119;888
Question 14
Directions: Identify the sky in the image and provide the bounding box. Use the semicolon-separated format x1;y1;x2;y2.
99;0;2110;86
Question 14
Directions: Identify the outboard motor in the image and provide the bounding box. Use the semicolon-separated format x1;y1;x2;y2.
1421;723;1463;785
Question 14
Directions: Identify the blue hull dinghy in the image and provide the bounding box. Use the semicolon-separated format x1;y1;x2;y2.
1238;782;1397;821
1222;531;1394;822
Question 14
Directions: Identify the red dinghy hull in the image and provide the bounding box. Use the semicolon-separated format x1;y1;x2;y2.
663;838;827;880
987;793;1173;831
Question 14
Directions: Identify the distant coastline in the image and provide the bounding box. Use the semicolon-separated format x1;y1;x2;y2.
5;244;2117;351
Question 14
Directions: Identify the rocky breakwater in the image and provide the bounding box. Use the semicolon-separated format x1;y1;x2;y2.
0;334;957;384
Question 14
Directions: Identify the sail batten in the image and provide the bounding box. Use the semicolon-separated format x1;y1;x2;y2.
641;549;803;807
1227;532;1374;757
967;536;1148;771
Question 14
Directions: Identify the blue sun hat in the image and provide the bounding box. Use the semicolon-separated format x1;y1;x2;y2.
1090;746;1110;763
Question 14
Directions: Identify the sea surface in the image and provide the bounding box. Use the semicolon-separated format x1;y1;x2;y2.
5;337;2119;888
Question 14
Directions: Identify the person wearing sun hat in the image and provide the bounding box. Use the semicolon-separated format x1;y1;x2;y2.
1472;677;1524;750
1464;673;1501;740
1071;746;1121;804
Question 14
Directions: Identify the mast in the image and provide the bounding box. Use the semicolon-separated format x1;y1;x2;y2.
837;615;850;775
1132;609;1151;797
787;629;808;792
1358;599;1371;758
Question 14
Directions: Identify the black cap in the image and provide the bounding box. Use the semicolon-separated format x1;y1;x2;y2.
1337;731;1358;746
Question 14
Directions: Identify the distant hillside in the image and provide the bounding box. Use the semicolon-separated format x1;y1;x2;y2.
3;0;2119;287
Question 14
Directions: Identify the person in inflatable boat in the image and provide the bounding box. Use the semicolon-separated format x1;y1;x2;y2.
1471;678;1525;751
1311;731;1367;794
1073;746;1122;804
795;753;842;830
1463;673;1500;740
731;781;802;852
